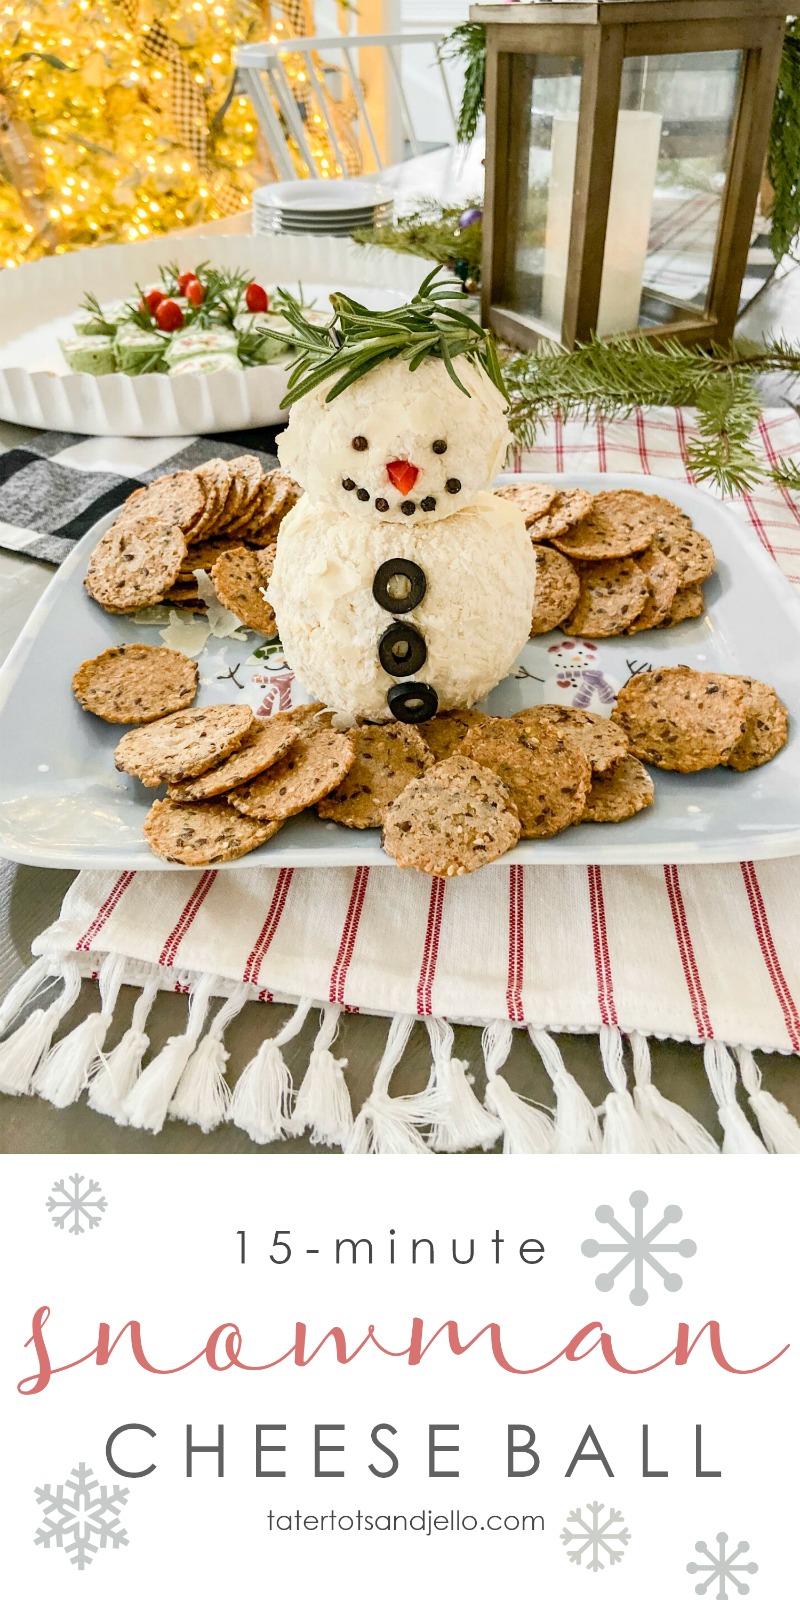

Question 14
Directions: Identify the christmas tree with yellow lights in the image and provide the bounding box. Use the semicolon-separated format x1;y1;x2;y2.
0;0;360;268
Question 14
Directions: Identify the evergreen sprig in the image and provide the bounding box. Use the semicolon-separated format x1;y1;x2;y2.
768;19;800;260
275;268;505;408
353;198;482;281
437;23;486;145
503;335;800;495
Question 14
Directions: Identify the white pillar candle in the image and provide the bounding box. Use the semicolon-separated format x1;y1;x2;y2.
542;108;663;337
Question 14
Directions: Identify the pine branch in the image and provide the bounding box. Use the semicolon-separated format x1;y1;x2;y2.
437;24;486;145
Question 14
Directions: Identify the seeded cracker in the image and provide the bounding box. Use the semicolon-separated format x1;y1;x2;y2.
581;756;655;822
530;546;581;634
210;544;277;635
72;644;198;724
566;557;648;637
115;703;254;786
229;726;355;821
419;708;490;762
127;470;205;536
512;705;628;775
144;798;283;865
167;717;298;800
661;584;706;625
524;488;594;543
627;545;681;632
551;489;664;560
724;677;789;771
492;481;559;526
612;666;746;772
318;722;433;828
382;755;521;876
85;518;186;613
461;718;591;838
653;522;716;585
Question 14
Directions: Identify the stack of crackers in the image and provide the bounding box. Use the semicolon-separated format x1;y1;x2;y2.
494;484;716;637
71;644;789;872
84;456;301;637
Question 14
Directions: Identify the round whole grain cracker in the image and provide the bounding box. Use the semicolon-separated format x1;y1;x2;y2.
244;470;303;545
626;545;681;633
531;545;581;634
724;677;789;771
524;487;594;543
418;707;490;763
229;726;354;821
382;754;521;876
115;702;254;786
461;717;591;838
566;557;648;637
144;798;282;865
661;584;706;626
210;544;277;635
85;517;186;613
493;481;559;526
72;644;198;724
612;666;746;772
512;704;628;775
317;722;432;829
653;522;715;584
551;488;666;560
581;755;655;822
188;458;232;539
166;716;298;800
129;470;205;535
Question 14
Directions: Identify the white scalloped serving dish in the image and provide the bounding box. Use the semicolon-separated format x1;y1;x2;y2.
0;233;431;436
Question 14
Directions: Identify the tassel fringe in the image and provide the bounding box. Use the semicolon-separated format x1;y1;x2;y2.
631;1032;719;1154
600;1026;657;1154
170;985;249;1132
35;953;128;1109
703;1041;767;1154
88;976;161;1123
529;1027;601;1153
123;973;216;1135
346;1015;434;1154
289;1005;353;1149
427;1018;501;1153
736;1046;800;1153
482;1021;554;1154
228;996;313;1145
0;961;82;1097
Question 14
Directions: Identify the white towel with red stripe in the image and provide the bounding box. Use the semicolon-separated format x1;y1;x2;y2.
3;409;800;1156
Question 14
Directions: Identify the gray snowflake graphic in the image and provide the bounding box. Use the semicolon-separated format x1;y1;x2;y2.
561;1502;630;1571
581;1189;696;1306
34;1462;129;1570
46;1174;107;1235
687;1533;758;1596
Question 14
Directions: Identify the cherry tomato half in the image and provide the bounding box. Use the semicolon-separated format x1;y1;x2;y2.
177;270;198;294
155;297;184;333
186;278;206;307
245;281;268;314
140;288;165;315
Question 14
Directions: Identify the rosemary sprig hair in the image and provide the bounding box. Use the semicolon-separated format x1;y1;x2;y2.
276;269;506;408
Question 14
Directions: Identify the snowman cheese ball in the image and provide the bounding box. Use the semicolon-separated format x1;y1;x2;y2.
268;282;536;724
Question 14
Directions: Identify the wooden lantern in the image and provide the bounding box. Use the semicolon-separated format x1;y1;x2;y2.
472;1;788;350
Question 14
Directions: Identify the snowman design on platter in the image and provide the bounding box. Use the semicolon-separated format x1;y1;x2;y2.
543;639;619;712
268;274;536;724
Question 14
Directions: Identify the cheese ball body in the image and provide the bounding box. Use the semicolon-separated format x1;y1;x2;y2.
277;353;511;525
267;491;536;722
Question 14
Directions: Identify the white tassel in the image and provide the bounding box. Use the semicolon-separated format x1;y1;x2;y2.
35;953;128;1110
0;955;54;1035
736;1046;800;1154
426;1017;501;1153
170;985;249;1133
600;1026;657;1154
631;1031;719;1155
482;1020;554;1155
88;976;160;1123
0;961;82;1097
529;1027;601;1154
346;1014;434;1155
289;1005;353;1149
703;1041;767;1154
228;996;312;1146
123;973;216;1135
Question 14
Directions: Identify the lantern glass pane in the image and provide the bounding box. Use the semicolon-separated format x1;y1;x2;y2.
501;54;583;335
598;50;743;332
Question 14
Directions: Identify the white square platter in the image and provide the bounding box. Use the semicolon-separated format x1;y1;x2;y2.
0;471;799;872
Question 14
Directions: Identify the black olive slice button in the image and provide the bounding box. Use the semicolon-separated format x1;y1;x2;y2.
388;682;439;724
378;622;427;678
372;558;426;614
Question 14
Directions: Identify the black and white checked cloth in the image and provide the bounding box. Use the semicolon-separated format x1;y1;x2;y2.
0;424;282;566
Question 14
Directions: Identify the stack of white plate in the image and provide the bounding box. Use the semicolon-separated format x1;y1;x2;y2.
253;178;394;236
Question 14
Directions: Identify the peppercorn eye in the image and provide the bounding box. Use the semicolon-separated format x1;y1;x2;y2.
432;439;447;454
351;435;368;451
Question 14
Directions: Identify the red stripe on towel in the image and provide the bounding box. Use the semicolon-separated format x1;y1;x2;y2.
740;860;800;1050
159;870;216;968
243;868;294;986
329;866;369;1006
416;876;446;1017
76;871;135;951
506;864;525;1022
588;864;617;1027
663;864;713;1039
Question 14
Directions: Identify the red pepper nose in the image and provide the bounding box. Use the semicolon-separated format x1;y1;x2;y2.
386;459;419;495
